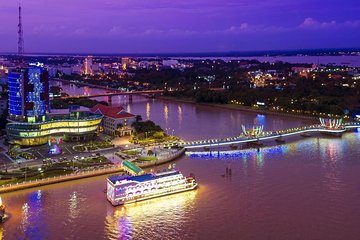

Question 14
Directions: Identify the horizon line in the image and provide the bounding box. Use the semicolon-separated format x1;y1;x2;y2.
1;47;360;57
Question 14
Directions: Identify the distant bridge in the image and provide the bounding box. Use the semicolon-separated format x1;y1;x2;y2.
52;78;165;103
56;90;165;100
179;122;360;149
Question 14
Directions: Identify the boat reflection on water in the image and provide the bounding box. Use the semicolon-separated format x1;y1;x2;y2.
104;190;198;240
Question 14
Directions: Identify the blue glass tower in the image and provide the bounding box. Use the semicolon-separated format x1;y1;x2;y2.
8;67;50;122
25;68;49;118
8;71;24;118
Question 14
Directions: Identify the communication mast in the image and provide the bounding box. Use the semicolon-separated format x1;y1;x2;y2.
18;4;24;62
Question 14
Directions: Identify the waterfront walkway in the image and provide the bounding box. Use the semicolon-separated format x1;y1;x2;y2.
180;122;360;149
0;148;186;193
0;165;123;193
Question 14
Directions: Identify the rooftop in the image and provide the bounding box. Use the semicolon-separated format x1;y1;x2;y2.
49;106;90;115
108;169;180;185
90;104;135;119
122;160;143;175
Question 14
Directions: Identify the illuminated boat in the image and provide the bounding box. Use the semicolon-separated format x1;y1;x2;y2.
106;169;198;206
0;196;5;221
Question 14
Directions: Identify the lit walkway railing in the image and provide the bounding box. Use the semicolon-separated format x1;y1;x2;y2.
180;122;360;149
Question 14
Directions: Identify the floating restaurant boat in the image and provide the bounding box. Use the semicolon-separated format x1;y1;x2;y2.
106;169;198;206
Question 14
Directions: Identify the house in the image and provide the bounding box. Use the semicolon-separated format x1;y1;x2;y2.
90;104;136;136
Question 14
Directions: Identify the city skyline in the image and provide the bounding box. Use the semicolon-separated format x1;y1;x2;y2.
0;0;359;54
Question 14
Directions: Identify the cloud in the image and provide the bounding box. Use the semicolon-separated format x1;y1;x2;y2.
224;18;360;34
299;18;337;29
224;23;289;33
108;26;128;36
73;28;90;36
299;18;360;29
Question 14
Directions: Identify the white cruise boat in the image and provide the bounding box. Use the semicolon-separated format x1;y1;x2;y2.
107;169;198;206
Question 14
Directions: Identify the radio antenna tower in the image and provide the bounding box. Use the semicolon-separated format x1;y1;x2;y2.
18;4;24;61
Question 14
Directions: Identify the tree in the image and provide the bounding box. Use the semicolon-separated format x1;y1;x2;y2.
153;131;165;139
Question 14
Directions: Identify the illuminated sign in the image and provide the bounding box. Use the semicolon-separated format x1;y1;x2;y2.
29;62;44;68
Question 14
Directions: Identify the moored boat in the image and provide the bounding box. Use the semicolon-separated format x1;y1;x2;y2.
0;196;5;221
106;169;198;206
300;132;311;137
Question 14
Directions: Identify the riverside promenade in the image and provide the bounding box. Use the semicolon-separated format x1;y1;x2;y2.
0;149;186;193
0;165;123;193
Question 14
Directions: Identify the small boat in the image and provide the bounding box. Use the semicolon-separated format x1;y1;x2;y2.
203;146;210;151
0;196;5;221
320;132;343;137
230;144;238;149
275;138;286;143
300;133;311;137
247;141;263;147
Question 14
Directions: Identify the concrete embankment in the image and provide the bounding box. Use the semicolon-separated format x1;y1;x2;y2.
0;166;123;193
0;149;186;193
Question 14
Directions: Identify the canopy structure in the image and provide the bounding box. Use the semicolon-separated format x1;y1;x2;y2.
122;160;144;176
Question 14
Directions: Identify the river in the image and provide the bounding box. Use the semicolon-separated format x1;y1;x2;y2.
1;81;359;239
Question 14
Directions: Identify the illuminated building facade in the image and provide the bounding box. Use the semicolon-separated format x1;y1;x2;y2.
6;111;103;146
7;67;102;146
84;56;93;75
8;67;50;122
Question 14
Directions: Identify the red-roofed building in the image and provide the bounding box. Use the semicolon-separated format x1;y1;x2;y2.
90;104;136;136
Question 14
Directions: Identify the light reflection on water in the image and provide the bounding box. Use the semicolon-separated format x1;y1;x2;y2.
146;102;150;120
69;192;79;219
164;103;169;126
20;190;46;239
105;191;198;240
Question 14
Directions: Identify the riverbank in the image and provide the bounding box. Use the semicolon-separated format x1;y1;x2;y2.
0;165;122;193
0;148;185;193
158;96;319;122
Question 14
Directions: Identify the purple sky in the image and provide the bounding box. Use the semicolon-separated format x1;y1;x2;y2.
0;0;359;53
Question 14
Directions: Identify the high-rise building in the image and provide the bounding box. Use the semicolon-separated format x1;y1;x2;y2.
6;67;103;146
84;56;93;75
121;57;131;71
8;67;50;122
